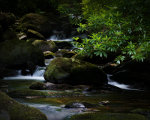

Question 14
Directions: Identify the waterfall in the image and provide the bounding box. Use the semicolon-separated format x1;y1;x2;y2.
3;59;53;81
107;74;139;90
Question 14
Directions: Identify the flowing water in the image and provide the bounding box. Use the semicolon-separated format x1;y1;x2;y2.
2;34;147;120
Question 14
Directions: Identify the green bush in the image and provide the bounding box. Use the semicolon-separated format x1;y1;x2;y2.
73;0;150;63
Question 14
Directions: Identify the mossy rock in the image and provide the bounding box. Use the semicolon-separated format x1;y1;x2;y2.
0;91;47;120
43;51;55;59
27;29;45;40
32;40;58;52
44;57;107;86
55;49;76;58
0;40;44;73
19;13;53;38
69;112;147;120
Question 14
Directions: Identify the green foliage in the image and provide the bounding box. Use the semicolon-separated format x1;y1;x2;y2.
57;0;82;25
73;0;150;63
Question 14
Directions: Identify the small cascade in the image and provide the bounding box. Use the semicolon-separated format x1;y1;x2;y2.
48;35;73;42
3;59;53;81
107;74;139;90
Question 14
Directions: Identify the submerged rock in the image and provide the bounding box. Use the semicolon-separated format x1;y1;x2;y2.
44;57;107;86
32;40;58;52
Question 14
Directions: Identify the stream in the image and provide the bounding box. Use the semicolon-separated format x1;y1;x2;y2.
2;34;150;120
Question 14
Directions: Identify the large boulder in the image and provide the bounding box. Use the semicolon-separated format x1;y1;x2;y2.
44;57;107;86
32;40;58;52
111;61;150;90
0;40;44;74
18;13;53;38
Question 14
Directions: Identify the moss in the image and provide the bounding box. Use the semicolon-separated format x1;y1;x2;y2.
55;49;76;58
43;51;55;59
7;88;83;98
32;40;58;52
0;91;47;120
44;57;107;86
8;89;47;98
69;113;147;120
27;29;45;40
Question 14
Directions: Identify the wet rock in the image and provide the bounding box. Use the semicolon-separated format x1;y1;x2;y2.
43;51;55;59
99;100;110;106
102;62;118;74
17;32;27;40
27;29;45;40
55;49;76;58
32;40;58;52
44;57;107;86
